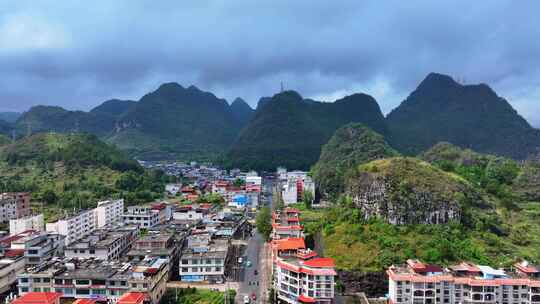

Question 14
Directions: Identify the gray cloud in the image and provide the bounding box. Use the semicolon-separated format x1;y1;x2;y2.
1;1;539;126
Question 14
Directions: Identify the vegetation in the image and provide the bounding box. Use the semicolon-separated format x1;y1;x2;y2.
160;288;236;304
256;206;273;241
311;123;399;199
230;97;254;126
109;83;242;160
0;133;171;221
227;90;388;171
304;140;540;273
387;73;540;159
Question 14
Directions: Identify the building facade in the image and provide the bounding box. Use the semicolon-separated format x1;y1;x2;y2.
10;214;45;236
0;192;31;223
45;209;96;246
94;199;124;228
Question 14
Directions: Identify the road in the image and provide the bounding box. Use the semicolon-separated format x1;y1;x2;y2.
236;178;274;303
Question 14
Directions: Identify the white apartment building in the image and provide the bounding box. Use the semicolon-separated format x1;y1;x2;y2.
10;214;45;235
94;199;124;228
179;236;229;283
122;206;159;228
45;209;96;245
387;260;540;304
9;232;65;267
64;227;138;261
282;178;299;205
274;252;336;304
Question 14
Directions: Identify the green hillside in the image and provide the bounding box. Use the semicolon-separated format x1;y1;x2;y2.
227;91;388;171
312;123;398;199
0;133;171;221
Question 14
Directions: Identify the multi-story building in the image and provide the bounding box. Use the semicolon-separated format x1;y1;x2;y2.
64;226;138;260
0;249;26;293
0;192;31;223
45;209;96;246
10;214;45;235
122;206;159;228
127;232;180;279
387;259;540;304
10;232;65;267
272;208;303;239
274;251;336;304
179;235;229;283
17;257;169;304
94;199;124;228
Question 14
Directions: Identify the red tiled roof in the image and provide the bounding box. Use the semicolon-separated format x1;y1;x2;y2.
12;292;62;304
5;248;25;257
73;299;96;304
303;257;335;268
117;292;146;304
272;238;306;251
515;262;540;274
298;294;317;303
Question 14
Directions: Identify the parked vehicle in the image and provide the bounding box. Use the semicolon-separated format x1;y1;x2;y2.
251;293;257;301
246;260;252;267
254;270;258;275
243;295;250;304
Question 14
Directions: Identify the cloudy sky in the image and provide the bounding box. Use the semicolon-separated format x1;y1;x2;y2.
1;1;540;126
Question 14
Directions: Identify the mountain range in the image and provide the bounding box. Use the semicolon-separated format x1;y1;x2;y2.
4;72;540;167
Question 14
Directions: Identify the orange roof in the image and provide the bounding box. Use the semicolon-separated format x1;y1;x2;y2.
298;294;317;303
73;299;96;304
12;292;62;304
272;237;306;251
117;292;146;304
303;257;335;268
5;248;25;257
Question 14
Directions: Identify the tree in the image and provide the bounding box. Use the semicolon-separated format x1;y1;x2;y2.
233;178;245;187
256;206;273;241
302;191;314;209
41;189;58;205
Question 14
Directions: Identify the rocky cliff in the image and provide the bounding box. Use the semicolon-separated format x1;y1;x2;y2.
344;157;478;224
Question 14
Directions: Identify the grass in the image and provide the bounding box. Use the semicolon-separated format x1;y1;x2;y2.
160;288;236;304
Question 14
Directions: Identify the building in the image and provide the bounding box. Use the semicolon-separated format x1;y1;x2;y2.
10;214;45;236
165;184;182;196
0;249;26;293
179;235;229;283
18;257;169;304
127;232;180;279
173;205;209;221
117;292;145;304
387;259;540;304
123;206;159;228
11;292;62;304
94;199;124;228
64;227;138;261
45;209;96;246
274;251;337;304
10;232;64;267
0;192;31;223
272;208;303;239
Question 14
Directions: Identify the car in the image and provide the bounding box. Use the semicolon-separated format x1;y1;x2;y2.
246;260;252;267
238;257;243;264
254;270;258;275
243;295;250;304
251;293;257;301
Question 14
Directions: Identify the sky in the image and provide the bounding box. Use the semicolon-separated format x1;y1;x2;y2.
1;1;540;126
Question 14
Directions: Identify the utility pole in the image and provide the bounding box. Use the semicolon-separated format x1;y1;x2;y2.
280;81;284;93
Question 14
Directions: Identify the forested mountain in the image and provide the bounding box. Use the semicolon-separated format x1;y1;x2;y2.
0;112;21;123
108;83;240;160
387;73;540;159
16;105;114;136
312;123;398;198
90;99;136;118
230;97;254;125
227;91;388;170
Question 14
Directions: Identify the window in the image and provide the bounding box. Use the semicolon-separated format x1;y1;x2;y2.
120;281;126;286
76;279;90;285
33;278;41;283
131;283;137;288
54;279;62;284
43;278;50;283
182;268;188;272
21;278;29;283
21;287;28;292
77;289;90;295
182;259;189;264
90;249;95;254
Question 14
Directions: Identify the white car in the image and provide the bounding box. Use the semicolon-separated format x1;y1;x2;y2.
243;295;250;304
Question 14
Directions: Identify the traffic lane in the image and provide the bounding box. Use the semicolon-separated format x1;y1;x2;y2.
237;232;263;301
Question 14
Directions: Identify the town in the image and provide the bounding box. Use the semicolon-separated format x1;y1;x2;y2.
0;163;338;304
